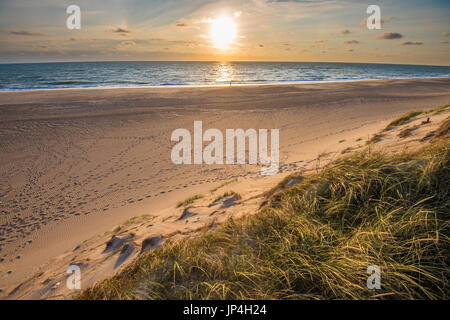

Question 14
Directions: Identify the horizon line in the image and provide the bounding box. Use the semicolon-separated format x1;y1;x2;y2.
1;60;450;67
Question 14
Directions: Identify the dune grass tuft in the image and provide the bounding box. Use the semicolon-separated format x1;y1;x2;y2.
212;191;240;203
385;111;423;129
111;215;153;234
210;178;238;193
78;137;449;300
367;133;385;144
427;104;449;115
176;194;204;208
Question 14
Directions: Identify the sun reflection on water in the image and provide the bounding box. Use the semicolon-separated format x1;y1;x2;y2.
214;62;236;84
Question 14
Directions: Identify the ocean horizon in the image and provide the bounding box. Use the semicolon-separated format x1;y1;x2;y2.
1;61;450;91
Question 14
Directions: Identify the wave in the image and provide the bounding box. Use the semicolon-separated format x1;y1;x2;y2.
42;80;99;85
0;61;449;91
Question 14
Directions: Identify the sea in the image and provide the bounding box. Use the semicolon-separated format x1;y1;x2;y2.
0;61;449;91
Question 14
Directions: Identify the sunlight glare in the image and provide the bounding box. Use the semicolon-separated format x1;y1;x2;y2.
210;16;237;50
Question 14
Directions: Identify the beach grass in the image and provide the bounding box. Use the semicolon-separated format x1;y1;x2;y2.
428;104;450;115
78;134;449;300
367;133;386;144
176;194;204;208
210;178;238;193
211;191;241;205
112;215;153;234
398;125;421;138
385;111;423;129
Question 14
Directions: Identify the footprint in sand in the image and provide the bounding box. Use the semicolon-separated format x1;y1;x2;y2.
114;244;135;269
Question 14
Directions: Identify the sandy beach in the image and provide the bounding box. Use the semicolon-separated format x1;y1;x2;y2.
0;78;449;299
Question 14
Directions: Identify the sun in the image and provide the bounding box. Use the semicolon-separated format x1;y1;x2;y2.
210;16;237;50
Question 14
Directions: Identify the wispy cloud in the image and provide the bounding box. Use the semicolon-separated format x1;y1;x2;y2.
377;32;403;40
343;40;359;45
10;30;46;36
115;41;136;50
0;0;449;65
401;41;423;46
112;27;131;34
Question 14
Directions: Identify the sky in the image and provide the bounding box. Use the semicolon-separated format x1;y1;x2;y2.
0;0;449;65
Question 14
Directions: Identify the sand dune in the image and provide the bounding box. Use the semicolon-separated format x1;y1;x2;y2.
0;78;449;299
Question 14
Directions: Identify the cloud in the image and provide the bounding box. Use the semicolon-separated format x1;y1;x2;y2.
176;23;189;27
10;30;45;36
361;17;383;27
361;17;388;27
115;41;136;50
112;27;131;34
343;40;359;45
401;41;423;46
442;32;450;37
377;32;402;40
341;29;351;35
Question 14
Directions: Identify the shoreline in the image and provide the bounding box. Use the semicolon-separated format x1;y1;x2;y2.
1;76;450;93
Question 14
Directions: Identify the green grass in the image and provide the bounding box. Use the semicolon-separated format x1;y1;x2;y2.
385;111;423;130
176;194;204;208
78;137;449;300
264;173;304;200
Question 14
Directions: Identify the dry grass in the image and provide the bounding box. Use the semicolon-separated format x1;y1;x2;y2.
176;194;204;208
367;133;385;144
112;215;153;234
78;136;450;300
211;191;241;204
210;178;238;193
385;111;423;130
398;125;421;138
433;116;450;139
427;104;450;115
